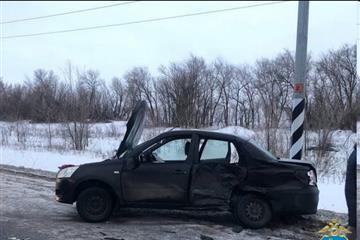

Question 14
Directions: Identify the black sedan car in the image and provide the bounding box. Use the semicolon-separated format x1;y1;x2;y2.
55;101;319;229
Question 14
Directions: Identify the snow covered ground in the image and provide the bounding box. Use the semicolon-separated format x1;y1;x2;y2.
0;121;356;213
0;146;98;172
317;182;347;213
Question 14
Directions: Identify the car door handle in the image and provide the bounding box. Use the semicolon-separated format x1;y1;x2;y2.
174;169;187;175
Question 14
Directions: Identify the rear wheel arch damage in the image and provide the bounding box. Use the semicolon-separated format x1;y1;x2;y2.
230;187;267;204
230;188;273;228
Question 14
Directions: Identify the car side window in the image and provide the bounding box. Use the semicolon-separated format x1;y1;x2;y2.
200;139;228;160
151;138;191;163
200;139;239;164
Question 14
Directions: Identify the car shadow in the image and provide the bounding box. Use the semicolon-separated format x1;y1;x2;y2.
110;208;313;230
55;206;325;233
112;208;236;226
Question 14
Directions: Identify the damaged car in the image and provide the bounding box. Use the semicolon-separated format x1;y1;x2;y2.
55;101;319;228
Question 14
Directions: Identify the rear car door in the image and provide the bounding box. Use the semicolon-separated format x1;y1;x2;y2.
190;135;247;206
121;134;194;203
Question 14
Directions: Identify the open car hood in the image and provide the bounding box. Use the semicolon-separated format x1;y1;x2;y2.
116;100;147;158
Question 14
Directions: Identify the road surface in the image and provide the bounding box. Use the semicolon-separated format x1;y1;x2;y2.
0;166;348;240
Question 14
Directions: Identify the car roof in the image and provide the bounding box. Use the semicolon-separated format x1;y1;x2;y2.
157;129;247;142
128;128;249;156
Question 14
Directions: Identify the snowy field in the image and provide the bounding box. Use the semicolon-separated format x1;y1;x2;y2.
0;121;356;213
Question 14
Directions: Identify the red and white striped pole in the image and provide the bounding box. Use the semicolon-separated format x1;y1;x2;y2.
290;1;309;160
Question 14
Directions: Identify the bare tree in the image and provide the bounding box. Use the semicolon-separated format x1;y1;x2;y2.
230;65;254;127
124;67;158;125
27;69;60;147
60;63;91;150
110;77;127;120
254;52;293;153
157;55;208;127
0;44;356;146
213;59;235;127
311;44;357;130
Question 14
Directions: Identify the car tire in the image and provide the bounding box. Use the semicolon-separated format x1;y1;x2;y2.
76;187;114;222
233;194;272;229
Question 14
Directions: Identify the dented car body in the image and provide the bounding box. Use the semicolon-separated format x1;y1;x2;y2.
55;101;319;228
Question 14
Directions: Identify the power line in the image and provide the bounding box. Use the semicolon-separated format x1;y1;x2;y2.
2;1;289;40
0;1;139;24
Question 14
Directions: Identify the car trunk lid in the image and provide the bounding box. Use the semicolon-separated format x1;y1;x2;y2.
278;158;316;171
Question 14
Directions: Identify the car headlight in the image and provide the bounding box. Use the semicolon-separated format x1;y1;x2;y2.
307;170;317;186
57;166;79;179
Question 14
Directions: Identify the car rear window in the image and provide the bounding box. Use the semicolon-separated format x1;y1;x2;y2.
243;140;277;161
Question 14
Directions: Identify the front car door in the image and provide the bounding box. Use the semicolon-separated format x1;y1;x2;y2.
190;134;247;207
121;134;194;204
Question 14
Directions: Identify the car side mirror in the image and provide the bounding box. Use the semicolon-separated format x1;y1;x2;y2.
139;153;146;163
139;152;154;163
126;157;140;170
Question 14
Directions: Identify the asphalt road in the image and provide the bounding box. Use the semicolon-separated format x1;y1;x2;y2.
0;168;349;240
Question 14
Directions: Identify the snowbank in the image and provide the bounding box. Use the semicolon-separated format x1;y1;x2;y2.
0;146;100;172
215;126;255;140
317;182;347;213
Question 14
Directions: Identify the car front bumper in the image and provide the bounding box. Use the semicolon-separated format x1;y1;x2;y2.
55;178;75;204
268;185;319;215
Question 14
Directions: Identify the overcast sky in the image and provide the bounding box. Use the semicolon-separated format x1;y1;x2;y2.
0;1;358;84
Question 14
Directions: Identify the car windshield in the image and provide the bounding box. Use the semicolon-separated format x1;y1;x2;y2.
247;140;277;161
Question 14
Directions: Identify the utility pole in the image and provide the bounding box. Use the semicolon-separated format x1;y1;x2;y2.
290;1;309;160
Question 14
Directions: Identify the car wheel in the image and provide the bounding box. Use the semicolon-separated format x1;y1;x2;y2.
233;194;272;229
76;187;113;222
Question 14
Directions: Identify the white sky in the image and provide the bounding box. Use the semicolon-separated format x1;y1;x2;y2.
0;1;358;84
